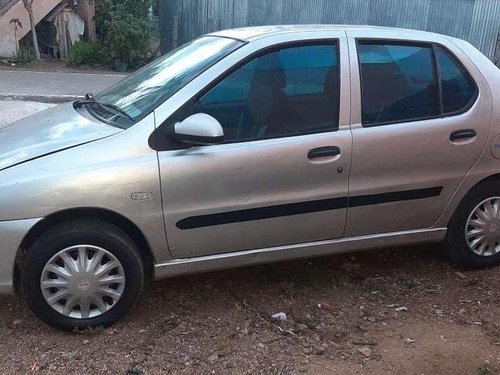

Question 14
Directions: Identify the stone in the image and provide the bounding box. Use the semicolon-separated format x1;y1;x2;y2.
357;347;372;357
208;354;219;362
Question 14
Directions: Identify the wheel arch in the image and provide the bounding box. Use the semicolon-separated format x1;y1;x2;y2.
14;207;154;292
444;173;500;228
444;172;500;268
459;173;500;203
473;173;500;186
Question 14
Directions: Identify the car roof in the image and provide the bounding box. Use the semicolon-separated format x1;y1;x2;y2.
210;25;446;42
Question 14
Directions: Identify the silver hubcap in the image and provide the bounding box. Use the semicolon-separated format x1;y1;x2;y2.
465;197;500;257
40;245;126;319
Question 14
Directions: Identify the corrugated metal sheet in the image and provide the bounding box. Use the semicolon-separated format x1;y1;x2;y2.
160;0;500;59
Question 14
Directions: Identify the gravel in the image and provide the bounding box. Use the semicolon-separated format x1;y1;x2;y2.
1;244;500;374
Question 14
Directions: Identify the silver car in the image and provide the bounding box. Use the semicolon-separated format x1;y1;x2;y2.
1;25;499;330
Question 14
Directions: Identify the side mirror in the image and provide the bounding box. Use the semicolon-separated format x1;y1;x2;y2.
173;113;224;146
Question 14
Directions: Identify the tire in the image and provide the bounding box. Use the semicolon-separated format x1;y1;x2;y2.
21;219;144;330
446;180;500;269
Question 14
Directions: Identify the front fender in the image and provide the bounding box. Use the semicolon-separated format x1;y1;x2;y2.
0;113;172;270
0;218;41;294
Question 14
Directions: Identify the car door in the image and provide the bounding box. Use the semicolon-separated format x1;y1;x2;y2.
345;34;492;237
155;37;352;258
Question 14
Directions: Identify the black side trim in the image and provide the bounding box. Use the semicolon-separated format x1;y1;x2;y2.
176;186;443;230
176;197;348;230
348;186;443;208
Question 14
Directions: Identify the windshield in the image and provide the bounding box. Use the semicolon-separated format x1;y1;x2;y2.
92;36;243;128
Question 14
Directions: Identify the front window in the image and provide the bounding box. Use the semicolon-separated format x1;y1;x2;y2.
176;42;340;142
90;36;243;128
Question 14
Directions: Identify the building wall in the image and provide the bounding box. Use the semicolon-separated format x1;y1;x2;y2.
160;0;500;59
0;0;63;56
0;0;94;57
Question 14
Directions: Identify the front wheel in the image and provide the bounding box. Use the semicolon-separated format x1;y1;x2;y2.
21;220;144;330
446;181;500;269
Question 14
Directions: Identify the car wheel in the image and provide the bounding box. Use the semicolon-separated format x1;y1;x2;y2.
447;181;500;269
21;220;144;330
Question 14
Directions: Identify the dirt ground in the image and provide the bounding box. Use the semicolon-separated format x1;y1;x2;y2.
1;243;500;375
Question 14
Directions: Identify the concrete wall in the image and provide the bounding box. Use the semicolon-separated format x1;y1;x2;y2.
0;0;62;57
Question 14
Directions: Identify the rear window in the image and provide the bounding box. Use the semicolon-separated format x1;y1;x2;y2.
437;46;478;114
358;42;439;126
358;41;478;127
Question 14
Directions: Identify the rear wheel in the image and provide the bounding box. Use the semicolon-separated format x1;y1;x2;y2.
446;181;500;269
22;220;144;330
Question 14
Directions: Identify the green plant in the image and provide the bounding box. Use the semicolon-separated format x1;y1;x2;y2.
95;0;152;40
69;41;105;65
478;364;492;375
94;0;152;70
12;46;35;63
105;3;152;69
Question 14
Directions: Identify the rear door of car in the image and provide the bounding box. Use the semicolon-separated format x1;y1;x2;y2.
154;32;352;258
345;30;492;237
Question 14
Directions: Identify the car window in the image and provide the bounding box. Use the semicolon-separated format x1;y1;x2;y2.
200;60;257;105
280;45;338;96
94;36;242;128
190;42;340;142
358;42;439;126
437;47;478;114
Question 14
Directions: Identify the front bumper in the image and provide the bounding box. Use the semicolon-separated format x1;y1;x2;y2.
0;218;40;294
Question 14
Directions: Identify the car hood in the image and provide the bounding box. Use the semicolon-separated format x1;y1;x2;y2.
0;102;121;171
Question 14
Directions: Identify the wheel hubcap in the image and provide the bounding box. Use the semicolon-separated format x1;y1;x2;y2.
40;245;126;319
465;197;500;257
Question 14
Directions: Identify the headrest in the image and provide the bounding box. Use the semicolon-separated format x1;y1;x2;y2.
252;53;286;89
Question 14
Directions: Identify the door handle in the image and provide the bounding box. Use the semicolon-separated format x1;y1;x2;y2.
308;146;341;159
450;129;476;142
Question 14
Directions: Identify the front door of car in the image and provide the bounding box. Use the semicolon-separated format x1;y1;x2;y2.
156;39;352;258
345;37;492;237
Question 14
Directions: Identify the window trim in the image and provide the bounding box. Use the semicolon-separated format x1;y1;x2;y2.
432;43;445;116
151;39;342;150
355;38;479;128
